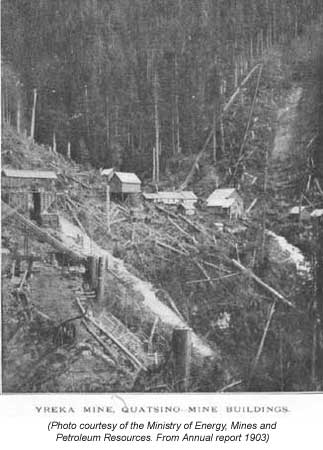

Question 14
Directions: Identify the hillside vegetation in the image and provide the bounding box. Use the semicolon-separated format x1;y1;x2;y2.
1;6;323;392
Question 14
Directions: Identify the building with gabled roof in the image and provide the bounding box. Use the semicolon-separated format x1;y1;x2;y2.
288;205;311;221
143;191;197;205
109;171;141;194
206;188;243;219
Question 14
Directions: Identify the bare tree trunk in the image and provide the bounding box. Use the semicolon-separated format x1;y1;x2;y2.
106;95;110;149
157;141;160;184
180;64;261;190
172;111;176;156
84;84;90;140
260;29;264;54
212;110;217;163
67;141;71;160
234;59;238;89
53;132;57;153
1;96;5;125
30;88;37;140
259;147;269;267
115;104;119;137
106;185;110;233
17;98;21;134
220;116;225;156
5;77;9;123
272;2;276;45
174;54;180;154
152;146;156;183
153;69;160;185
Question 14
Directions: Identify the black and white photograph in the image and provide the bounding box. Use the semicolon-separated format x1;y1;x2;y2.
1;0;323;396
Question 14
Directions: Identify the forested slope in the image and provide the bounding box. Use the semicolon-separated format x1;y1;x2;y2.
2;0;323;180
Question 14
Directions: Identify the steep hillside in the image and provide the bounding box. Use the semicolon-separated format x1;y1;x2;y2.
2;21;323;392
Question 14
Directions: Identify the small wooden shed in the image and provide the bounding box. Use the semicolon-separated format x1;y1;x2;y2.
206;188;243;219
288;206;311;221
109;171;141;194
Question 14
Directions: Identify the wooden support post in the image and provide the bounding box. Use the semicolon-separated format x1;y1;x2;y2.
30;88;37;140
14;255;22;277
96;256;106;304
17;98;21;134
27;256;34;279
172;327;192;392
87;256;98;290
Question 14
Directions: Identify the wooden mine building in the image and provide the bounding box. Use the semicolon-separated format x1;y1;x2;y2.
143;191;197;215
206;188;243;219
108;171;141;200
1;168;59;227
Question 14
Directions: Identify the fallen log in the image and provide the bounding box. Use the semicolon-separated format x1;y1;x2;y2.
194;259;217;290
1;201;85;262
186;273;239;284
156;240;188;256
231;259;295;308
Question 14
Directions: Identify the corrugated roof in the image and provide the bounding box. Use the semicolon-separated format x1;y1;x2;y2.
206;188;237;207
2;168;57;179
143;191;197;201
113;172;141;184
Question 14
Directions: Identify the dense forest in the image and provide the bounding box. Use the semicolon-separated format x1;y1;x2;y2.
2;0;323;176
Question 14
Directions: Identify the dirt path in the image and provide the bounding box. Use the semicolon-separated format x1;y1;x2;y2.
58;216;216;360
